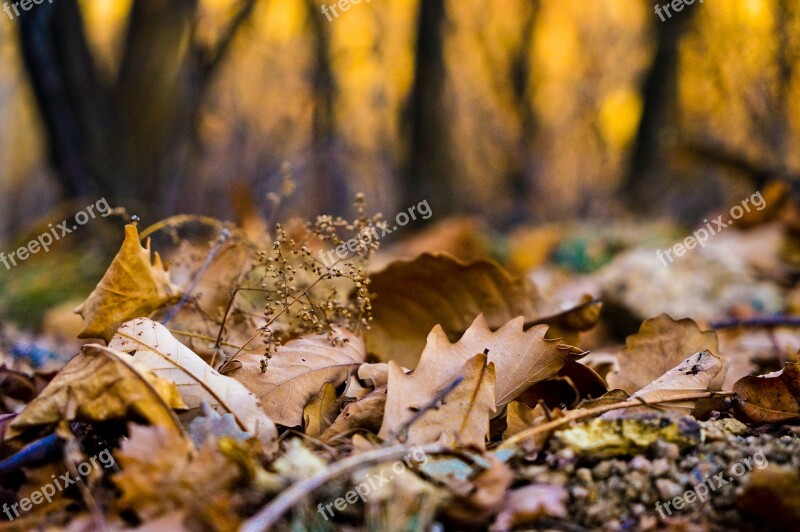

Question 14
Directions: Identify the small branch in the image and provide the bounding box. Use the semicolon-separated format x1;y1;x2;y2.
499;391;735;450
0;434;61;476
163;228;231;325
710;315;800;330
240;443;446;532
201;0;260;79
386;375;464;444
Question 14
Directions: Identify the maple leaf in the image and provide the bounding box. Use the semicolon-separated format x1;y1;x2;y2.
75;224;182;341
380;353;496;449
607;314;720;394
108;318;278;451
224;329;365;427
7;345;185;439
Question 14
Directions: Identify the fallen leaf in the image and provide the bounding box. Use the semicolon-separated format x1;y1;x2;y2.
381;354;496;448
444;454;513;524
113;423;242;530
186;402;252;446
733;362;800;423
607;314;720;394
490;484;568;532
303;382;339;437
75;224;182;341
737;465;800;527
108;318;277;450
225;329;365;427
7;346;185;439
604;350;722;417
381;315;583;438
321;386;386;442
367;253;547;366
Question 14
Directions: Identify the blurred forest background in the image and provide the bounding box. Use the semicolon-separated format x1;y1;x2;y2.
0;0;798;238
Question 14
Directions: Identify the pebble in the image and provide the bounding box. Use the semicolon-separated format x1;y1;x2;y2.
656;479;683;499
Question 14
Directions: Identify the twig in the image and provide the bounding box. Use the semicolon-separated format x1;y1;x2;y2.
710;315;800;330
0;433;61;476
162;228;231;325
385;375;464;444
240;443;446;532
499;391;735;450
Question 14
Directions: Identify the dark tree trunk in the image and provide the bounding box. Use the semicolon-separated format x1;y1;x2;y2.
402;0;452;217
620;2;695;209
17;0;259;217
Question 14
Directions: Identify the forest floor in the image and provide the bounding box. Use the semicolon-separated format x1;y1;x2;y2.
1;200;800;531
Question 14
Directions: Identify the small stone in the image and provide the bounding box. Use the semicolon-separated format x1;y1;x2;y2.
656;479;683;500
593;461;614;480
629;455;652;474
576;467;593;483
571;486;589;499
651;458;671;477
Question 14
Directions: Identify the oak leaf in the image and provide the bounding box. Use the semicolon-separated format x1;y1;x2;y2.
224;329;365;427
108;318;277;450
75;224;182;341
380;353;496;448
607;314;720;394
367;253;594;367
7;345;185;438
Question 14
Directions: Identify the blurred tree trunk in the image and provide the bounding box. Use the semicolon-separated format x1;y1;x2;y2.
304;0;348;215
402;0;453;217
505;0;539;226
17;0;259;216
620;2;695;210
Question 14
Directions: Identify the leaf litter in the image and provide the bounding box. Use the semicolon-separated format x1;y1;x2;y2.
1;202;800;531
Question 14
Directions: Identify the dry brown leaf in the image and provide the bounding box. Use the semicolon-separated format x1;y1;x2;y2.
302;382;339;437
75;224;182;341
444;454;513;524
7;346;185;439
604;350;722;417
108;318;278;450
490;484;568;532
367;253;548;366
113;423;242;530
225;329;365;427
381;354;496;448
737;465;800;527
321;385;387;442
607;314;720;394
385;315;583;415
733;362;800;423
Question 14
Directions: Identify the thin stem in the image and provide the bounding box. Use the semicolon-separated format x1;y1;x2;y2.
240;444;446;532
499;391;735;450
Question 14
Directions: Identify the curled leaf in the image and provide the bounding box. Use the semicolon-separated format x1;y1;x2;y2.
75;224;182;341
